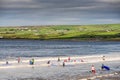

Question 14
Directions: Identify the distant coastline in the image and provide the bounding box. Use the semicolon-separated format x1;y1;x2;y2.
0;24;120;41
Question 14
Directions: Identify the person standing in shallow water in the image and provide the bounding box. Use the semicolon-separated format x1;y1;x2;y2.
58;57;60;62
18;57;20;63
29;58;34;65
102;56;105;61
47;60;50;64
91;65;96;74
68;57;70;61
32;58;34;65
63;62;65;67
6;61;9;64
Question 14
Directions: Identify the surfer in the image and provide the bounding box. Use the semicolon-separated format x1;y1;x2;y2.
101;64;104;70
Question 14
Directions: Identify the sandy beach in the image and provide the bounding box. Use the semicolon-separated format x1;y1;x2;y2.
0;53;120;80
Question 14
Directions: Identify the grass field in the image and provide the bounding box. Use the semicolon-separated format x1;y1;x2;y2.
0;24;120;41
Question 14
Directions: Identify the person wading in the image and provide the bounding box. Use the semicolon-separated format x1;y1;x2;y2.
91;65;96;74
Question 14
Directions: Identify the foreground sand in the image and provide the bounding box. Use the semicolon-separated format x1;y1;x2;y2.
15;71;120;80
0;53;120;80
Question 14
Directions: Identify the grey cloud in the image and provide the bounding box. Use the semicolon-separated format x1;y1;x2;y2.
0;0;106;9
0;0;120;26
0;0;119;12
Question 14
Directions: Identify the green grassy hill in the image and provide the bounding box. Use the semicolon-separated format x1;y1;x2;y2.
0;24;120;41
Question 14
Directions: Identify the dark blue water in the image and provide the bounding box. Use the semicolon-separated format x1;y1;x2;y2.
0;39;120;59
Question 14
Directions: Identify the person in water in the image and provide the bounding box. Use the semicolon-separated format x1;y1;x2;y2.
58;57;60;62
47;60;50;64
32;58;34;65
63;62;65;67
18;57;20;63
91;65;96;74
101;64;104;70
68;57;70;61
29;59;32;65
6;61;9;64
102;56;105;61
29;58;34;65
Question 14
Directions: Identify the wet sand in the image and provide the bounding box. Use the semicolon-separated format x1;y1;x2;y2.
16;71;120;80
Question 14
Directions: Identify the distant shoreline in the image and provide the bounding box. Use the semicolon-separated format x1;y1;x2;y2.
0;24;120;41
0;38;120;42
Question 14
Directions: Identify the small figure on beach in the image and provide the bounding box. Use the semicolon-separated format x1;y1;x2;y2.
64;59;67;62
29;58;34;65
29;60;32;65
68;57;70;61
81;59;84;62
32;58;34;65
47;60;51;67
63;62;65;67
91;65;96;74
18;57;21;63
74;60;76;62
47;60;50;64
58;57;60;62
102;56;105;61
6;61;9;65
101;64;104;70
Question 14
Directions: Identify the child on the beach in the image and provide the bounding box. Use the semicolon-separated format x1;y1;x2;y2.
102;56;105;61
47;60;51;67
32;58;34;65
63;62;65;67
58;57;60;62
29;58;34;65
47;60;50;64
18;57;20;63
68;57;70;61
91;65;96;74
6;61;9;64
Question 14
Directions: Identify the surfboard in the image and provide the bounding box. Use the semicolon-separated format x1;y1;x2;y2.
103;66;110;70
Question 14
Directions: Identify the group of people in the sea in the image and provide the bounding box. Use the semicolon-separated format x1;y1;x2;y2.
46;56;110;74
4;55;110;74
90;55;110;74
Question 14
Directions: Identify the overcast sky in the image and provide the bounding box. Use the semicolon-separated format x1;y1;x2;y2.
0;0;120;26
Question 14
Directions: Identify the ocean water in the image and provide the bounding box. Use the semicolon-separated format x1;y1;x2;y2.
0;39;120;80
0;39;120;59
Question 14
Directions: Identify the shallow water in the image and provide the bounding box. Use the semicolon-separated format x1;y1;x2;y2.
0;39;120;59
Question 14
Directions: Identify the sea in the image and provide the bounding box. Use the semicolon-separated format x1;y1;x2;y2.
0;39;120;59
0;39;120;80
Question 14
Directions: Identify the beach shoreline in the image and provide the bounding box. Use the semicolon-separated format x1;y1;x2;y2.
0;53;120;80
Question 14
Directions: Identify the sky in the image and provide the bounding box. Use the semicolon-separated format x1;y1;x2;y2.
0;0;120;26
